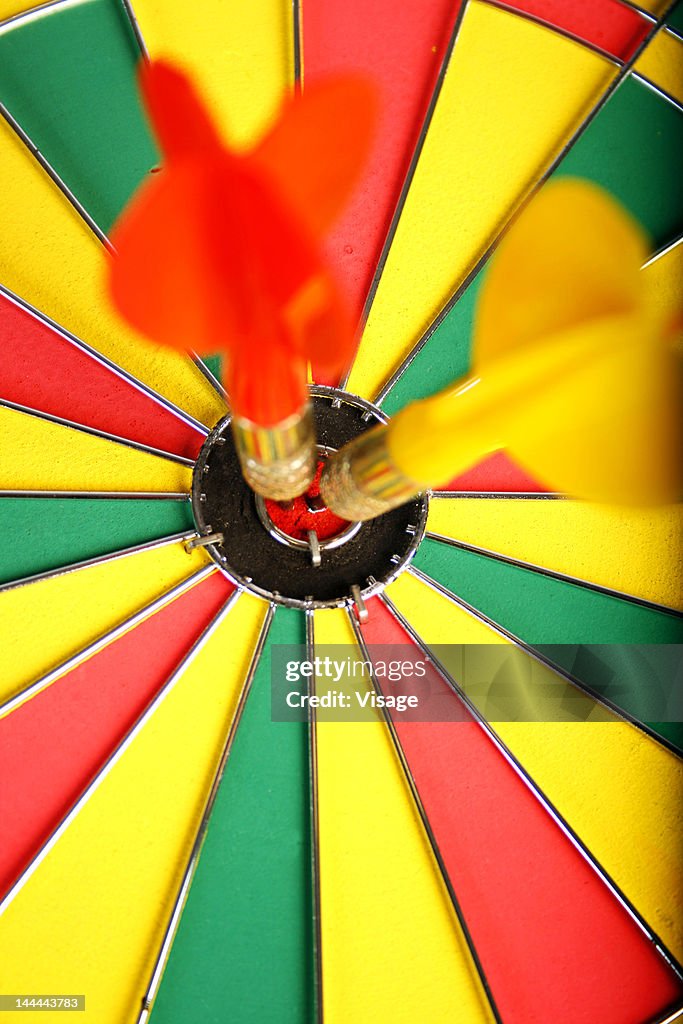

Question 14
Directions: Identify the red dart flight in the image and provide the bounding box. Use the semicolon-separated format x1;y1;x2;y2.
108;60;377;426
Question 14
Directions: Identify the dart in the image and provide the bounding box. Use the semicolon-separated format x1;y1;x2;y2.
108;61;376;500
321;180;683;520
3;2;683;1021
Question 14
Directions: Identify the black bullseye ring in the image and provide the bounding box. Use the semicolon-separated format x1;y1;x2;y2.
191;386;428;608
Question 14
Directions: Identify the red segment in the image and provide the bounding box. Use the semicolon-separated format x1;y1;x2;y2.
441;450;548;493
253;75;378;242
302;0;463;346
362;597;683;1023
307;0;649;386
0;571;233;899
303;0;648;385
265;461;349;541
0;291;204;459
496;0;650;62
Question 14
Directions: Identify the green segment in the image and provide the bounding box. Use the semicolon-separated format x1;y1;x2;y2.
202;355;224;386
556;77;683;249
150;606;314;1024
667;0;683;35
0;0;157;233
383;77;683;416
414;537;683;750
415;538;683;645
0;497;192;586
381;270;483;417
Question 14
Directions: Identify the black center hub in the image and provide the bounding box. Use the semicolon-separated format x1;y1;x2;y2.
192;386;428;608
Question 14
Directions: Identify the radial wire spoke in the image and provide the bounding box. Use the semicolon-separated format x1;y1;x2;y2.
0;570;235;901
0;115;226;427
0;591;266;1024
0;589;241;917
312;605;496;1022
426;528;683;619
375;591;683;1018
0;397;194;467
426;493;683;611
302;0;463;344
346;605;503;1024
374;3;672;414
345;0;629;402
0;528;195;596
147;605;314;1024
407;565;683;755
385;570;683;960
136;601;273;1023
306;607;324;1024
0;542;213;710
0;494;193;588
0;280;209;446
0;401;194;493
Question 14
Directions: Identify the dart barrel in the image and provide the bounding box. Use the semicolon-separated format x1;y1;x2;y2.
231;402;317;501
320;422;423;521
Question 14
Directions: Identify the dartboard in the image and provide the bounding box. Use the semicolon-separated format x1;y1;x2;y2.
0;1;682;1022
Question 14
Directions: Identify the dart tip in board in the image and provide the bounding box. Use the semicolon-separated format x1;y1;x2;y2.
263;457;352;544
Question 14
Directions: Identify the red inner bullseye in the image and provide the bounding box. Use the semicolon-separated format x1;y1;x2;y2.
265;461;350;542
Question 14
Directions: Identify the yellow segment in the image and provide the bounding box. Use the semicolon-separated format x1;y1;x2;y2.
645;236;683;332
632;0;678;13
427;497;683;610
313;606;494;1024
0;593;266;1024
635;27;683;107
0;403;192;492
0;541;210;707
0;0;39;22
134;0;295;149
347;0;617;400
0;116;225;427
388;571;683;960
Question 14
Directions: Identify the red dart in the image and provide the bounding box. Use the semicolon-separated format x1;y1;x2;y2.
108;61;377;499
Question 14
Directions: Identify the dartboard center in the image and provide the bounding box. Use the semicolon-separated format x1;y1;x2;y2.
191;387;429;608
262;453;353;541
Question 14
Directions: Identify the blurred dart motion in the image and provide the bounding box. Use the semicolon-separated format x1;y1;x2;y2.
321;179;683;518
108;60;376;500
108;63;682;516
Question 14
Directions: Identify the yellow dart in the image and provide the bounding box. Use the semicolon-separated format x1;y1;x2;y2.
321;179;683;520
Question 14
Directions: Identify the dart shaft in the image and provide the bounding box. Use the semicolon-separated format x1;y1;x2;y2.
321;313;650;519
